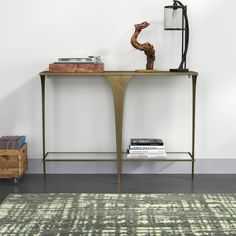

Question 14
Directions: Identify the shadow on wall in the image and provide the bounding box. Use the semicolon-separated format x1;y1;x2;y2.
0;77;41;158
188;0;236;157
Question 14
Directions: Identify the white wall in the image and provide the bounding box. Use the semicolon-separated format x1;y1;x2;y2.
0;0;236;173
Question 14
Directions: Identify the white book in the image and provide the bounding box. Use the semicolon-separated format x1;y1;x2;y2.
128;149;166;154
127;152;167;159
129;145;165;149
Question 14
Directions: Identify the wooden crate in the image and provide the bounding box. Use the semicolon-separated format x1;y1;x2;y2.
0;144;27;180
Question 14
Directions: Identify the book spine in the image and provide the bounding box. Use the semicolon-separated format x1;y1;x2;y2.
130;138;163;146
129;145;165;149
127;152;167;158
128;149;166;154
18;136;26;149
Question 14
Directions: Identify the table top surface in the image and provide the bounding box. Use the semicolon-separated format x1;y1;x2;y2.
39;71;198;77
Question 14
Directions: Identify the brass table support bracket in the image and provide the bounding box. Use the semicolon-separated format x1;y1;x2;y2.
105;75;133;184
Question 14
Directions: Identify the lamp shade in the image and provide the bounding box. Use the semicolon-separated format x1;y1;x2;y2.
164;6;184;30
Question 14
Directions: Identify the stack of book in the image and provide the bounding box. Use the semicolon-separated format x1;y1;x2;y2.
0;136;26;150
127;138;166;159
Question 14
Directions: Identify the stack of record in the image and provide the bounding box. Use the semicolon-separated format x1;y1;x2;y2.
0;136;26;150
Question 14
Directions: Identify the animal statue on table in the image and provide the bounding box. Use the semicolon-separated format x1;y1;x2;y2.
131;21;156;70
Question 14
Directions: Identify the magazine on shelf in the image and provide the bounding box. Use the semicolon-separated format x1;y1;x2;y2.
129;145;165;149
130;138;163;146
127;149;166;154
127;152;167;159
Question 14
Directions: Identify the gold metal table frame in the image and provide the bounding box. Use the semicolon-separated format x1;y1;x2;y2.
39;71;198;184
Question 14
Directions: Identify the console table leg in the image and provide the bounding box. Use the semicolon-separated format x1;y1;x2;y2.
105;75;133;184
192;161;194;180
40;75;46;175
192;75;197;179
43;160;46;175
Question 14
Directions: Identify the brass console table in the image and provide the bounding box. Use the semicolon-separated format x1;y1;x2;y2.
39;71;198;184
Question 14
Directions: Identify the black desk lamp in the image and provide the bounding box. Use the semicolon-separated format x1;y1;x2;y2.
164;0;189;72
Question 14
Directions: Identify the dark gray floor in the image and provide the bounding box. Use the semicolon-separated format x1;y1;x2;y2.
0;174;236;203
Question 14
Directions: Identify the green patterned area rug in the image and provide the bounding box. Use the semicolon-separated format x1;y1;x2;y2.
1;193;236;235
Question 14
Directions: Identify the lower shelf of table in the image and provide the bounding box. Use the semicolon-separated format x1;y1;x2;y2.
43;152;194;162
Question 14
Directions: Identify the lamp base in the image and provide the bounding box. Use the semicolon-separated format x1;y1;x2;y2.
170;68;189;72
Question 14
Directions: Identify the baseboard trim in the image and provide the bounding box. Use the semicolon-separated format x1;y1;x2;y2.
26;158;236;174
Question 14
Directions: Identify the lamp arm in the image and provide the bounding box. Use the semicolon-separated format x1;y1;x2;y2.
173;0;189;70
173;0;184;8
178;7;189;70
